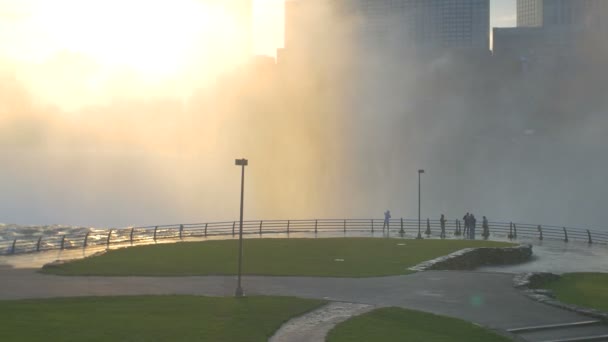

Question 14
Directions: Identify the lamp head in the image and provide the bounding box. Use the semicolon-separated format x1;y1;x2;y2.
235;159;248;166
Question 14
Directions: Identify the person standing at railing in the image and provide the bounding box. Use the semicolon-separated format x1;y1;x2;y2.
440;214;446;239
463;213;470;239
482;216;489;239
470;214;477;240
383;210;391;234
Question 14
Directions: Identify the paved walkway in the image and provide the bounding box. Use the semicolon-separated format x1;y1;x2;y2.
2;267;607;341
269;302;375;342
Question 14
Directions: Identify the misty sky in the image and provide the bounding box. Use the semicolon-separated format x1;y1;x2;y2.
255;0;517;54
0;0;518;112
1;0;516;58
9;0;606;231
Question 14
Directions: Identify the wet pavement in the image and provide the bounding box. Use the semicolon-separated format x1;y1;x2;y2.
269;302;375;342
1;268;607;341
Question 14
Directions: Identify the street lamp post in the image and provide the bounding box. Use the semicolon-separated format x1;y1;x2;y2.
235;158;248;297
417;169;425;239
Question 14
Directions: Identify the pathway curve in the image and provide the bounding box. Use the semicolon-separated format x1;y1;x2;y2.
2;267;608;341
269;302;374;342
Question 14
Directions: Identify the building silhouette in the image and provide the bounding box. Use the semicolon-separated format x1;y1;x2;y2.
279;0;490;65
517;0;608;31
337;0;490;52
495;0;608;70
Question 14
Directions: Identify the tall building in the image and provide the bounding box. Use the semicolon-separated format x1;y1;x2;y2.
495;0;608;69
280;0;490;62
517;0;608;31
339;0;490;52
517;0;543;27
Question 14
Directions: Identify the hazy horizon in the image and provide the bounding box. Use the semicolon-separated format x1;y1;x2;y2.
2;0;607;230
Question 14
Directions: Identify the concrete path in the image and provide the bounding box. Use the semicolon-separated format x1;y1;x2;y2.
2;267;608;341
269;302;375;342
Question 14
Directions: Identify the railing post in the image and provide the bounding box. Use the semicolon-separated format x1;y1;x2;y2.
11;239;17;254
232;222;235;237
513;224;518;239
538;225;543;241
204;223;208;237
60;235;66;250
129;228;134;244
563;227;569;243
508;222;513;240
400;218;404;236
371;219;374;234
425;218;431;236
179;224;184;240
259;221;263;237
287;220;291;235
315;220;318;235
84;232;90;247
343;219;346;235
37;236;43;251
107;229;113;248
587;230;593;244
153;226;158;242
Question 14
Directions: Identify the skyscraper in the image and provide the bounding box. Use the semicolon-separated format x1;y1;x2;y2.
517;0;543;27
495;0;608;68
517;0;608;31
281;0;490;59
339;0;490;52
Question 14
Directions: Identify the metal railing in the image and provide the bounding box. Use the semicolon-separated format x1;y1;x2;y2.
1;218;606;255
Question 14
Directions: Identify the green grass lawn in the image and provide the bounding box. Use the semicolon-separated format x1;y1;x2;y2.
42;238;512;277
540;273;608;312
0;296;325;342
327;307;512;342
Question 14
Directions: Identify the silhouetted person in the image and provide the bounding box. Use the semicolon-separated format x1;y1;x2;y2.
463;213;470;238
470;214;477;240
383;210;391;233
440;214;446;239
482;216;489;239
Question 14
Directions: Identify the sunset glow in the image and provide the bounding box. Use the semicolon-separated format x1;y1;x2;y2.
1;0;258;109
25;1;250;71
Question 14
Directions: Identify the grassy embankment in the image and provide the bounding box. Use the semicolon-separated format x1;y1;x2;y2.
327;307;512;342
42;238;512;277
539;272;608;312
0;296;325;342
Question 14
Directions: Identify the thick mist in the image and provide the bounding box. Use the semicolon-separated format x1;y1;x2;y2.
1;1;607;229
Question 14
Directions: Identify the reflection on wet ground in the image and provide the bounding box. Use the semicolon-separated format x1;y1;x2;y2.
1;232;606;274
0;232;352;269
0;245;105;269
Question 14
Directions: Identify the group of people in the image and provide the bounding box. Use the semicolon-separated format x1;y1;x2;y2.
382;210;489;239
463;213;490;240
462;213;477;239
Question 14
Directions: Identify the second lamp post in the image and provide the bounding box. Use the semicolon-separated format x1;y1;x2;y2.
417;169;425;239
235;158;248;297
